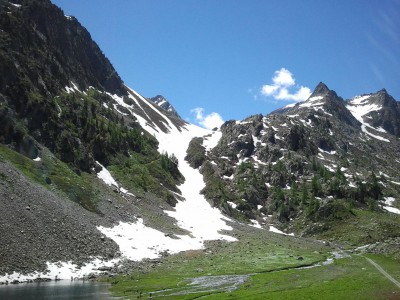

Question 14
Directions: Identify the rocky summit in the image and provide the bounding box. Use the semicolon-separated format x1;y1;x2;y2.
0;0;399;288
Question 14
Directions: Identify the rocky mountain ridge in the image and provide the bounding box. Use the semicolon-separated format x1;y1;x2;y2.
148;95;181;119
189;82;400;234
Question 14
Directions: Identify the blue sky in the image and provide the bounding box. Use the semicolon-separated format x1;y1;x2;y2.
52;0;400;129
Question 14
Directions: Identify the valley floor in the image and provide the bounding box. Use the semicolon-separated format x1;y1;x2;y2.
104;222;400;300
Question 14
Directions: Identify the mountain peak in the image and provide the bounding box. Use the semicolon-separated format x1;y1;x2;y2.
377;88;388;95
311;82;331;96
148;95;181;118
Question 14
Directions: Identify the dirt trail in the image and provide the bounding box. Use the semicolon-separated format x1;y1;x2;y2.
364;257;400;289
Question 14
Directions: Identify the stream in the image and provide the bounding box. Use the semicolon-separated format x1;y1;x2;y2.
149;250;351;298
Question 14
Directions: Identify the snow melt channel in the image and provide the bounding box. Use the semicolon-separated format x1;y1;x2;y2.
97;90;235;263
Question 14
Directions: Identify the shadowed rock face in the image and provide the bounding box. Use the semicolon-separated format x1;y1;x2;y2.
0;0;126;98
0;0;129;171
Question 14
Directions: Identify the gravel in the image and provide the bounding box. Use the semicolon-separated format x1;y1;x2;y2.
0;161;123;275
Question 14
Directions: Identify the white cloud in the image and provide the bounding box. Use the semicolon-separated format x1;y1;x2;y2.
261;84;279;96
272;68;295;86
191;108;224;130
260;68;311;102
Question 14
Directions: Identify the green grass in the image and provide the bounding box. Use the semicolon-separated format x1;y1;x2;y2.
224;254;400;300
108;248;400;299
106;220;400;300
0;144;99;212
106;227;329;299
312;209;400;247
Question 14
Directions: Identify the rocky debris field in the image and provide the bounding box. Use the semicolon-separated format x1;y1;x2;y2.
0;161;121;276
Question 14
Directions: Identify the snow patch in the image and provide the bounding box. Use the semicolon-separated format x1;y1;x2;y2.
383;197;395;206
350;95;371;105
96;161;118;188
318;147;336;155
249;220;262;229
96;162;132;195
203;131;222;151
361;125;389;142
382;206;400;215
98;218;220;260
308;96;324;102
347;97;389;142
228;201;237;209
299;99;324;108
98;97;237;264
269;226;294;236
381;196;400;214
0;258;118;283
65;82;82;94
314;106;332;116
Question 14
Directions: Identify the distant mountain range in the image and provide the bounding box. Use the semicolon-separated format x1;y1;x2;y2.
0;0;399;283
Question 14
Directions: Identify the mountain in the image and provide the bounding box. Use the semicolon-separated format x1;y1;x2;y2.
194;83;400;232
148;95;181;118
0;0;399;285
0;0;189;279
346;89;400;137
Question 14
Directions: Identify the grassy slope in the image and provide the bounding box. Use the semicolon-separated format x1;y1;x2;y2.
108;249;400;300
107;211;400;300
0;144;100;212
227;254;400;300
107;226;329;299
310;209;400;251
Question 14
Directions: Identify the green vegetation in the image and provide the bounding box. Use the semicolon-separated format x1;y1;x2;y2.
108;151;182;206
307;208;400;247
1;87;185;208
106;227;329;299
0;144;99;212
227;254;400;300
185;137;206;168
106;226;400;299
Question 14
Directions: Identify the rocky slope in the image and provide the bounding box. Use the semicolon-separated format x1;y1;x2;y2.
189;82;400;234
0;0;190;278
148;95;181;118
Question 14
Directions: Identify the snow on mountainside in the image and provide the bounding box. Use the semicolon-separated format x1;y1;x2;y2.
346;94;389;142
0;0;239;282
346;89;400;138
0;85;237;283
1;0;400;285
193;82;400;236
98;87;236;258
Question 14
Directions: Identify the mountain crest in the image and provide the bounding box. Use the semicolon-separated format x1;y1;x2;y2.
148;95;181;118
310;82;331;97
